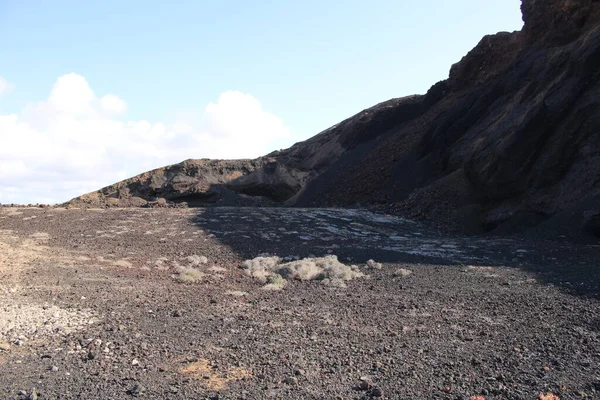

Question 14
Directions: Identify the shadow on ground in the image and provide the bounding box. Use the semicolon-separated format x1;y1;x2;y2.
191;207;600;298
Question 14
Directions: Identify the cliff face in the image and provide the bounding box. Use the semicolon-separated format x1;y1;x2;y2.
67;0;600;239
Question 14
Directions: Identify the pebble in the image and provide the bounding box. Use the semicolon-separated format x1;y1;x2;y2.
358;377;373;390
0;342;11;351
50;366;59;372
129;383;144;397
27;389;38;400
284;377;298;385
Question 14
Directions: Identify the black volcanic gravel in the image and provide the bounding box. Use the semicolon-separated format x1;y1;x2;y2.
0;207;599;399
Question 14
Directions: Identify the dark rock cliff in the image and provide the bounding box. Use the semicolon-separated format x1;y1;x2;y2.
67;0;600;239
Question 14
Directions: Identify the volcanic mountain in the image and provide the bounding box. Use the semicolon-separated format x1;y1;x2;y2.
67;0;600;239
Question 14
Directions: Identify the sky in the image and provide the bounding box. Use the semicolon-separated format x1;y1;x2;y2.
0;0;524;204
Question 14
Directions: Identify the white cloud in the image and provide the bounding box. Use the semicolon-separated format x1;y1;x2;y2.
100;94;127;114
48;73;95;114
0;76;14;95
0;73;292;204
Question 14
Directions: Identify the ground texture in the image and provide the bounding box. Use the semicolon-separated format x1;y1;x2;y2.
1;207;599;399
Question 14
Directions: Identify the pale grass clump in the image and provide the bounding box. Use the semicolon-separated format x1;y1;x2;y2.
277;259;324;281
243;256;281;283
393;268;413;277
262;274;287;291
175;266;205;283
186;255;208;266
366;259;382;270
241;255;365;289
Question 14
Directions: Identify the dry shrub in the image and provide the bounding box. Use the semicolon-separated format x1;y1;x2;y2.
176;266;205;283
393;268;413;277
366;259;382;270
243;256;281;283
262;274;287;291
186;255;208;266
242;255;365;289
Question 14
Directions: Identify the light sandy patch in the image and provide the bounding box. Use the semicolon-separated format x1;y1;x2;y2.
29;232;50;243
154;257;170;271
464;265;500;278
113;260;133;268
186;255;208;266
225;290;248;297
0;230;15;238
464;265;495;272
0;236;100;344
179;358;251;391
5;210;23;216
0;240;47;276
0;303;98;343
209;266;227;273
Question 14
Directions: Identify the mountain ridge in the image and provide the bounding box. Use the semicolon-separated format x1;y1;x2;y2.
67;0;600;240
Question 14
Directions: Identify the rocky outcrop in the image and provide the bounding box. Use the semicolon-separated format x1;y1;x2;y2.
67;0;600;239
521;0;600;46
68;158;306;208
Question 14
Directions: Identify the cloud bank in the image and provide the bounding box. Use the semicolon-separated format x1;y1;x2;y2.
0;73;291;204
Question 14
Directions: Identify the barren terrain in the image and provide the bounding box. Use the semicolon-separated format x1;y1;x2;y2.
1;206;599;399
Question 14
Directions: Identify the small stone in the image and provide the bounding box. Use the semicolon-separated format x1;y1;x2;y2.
87;351;96;360
129;384;144;397
18;390;27;396
370;387;383;397
172;310;183;317
132;359;140;366
50;366;59;372
27;388;38;400
284;377;298;385
0;342;10;351
358;377;373;390
294;369;306;376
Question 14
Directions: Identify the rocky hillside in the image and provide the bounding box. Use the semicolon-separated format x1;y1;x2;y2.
67;0;600;239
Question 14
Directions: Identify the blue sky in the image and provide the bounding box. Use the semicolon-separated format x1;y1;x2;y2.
0;0;524;203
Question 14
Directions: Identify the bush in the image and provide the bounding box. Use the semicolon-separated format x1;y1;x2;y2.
393;268;412;277
241;255;366;289
176;266;205;283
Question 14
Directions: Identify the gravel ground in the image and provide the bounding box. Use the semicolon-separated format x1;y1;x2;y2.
0;207;599;399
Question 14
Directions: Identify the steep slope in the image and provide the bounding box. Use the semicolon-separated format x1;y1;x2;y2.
67;0;600;238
